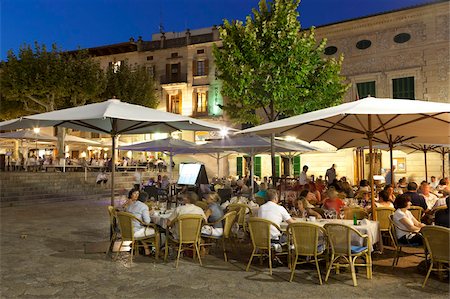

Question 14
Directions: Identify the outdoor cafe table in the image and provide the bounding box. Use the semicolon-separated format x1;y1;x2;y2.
281;218;380;250
150;210;173;229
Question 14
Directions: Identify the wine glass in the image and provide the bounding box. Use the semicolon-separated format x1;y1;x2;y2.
339;208;345;220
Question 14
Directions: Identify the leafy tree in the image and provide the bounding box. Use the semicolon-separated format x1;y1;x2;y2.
213;0;348;179
213;0;348;126
102;61;158;108
0;43;105;115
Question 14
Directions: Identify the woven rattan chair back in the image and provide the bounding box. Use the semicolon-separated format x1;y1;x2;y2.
288;222;325;256
422;226;450;262
409;206;424;222
344;207;368;220
248;217;275;250
177;214;204;244
374;207;395;231
324;223;354;256
116;212;136;242
222;211;238;239
194;201;208;211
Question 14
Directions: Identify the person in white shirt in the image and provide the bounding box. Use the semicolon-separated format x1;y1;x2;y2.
429;176;439;189
419;181;438;210
298;165;309;185
167;191;206;239
258;189;294;266
258;189;294;240
393;194;425;245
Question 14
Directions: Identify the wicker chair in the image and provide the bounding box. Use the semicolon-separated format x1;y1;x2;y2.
409;206;424;222
115;211;160;264
107;206;119;256
200;211;238;262
324;223;372;287
388;215;424;267
227;203;251;232
344;207;368;220
421;226;450;287
254;196;266;206
288;222;327;284
246;217;289;275
374;207;395;251
164;214;204;268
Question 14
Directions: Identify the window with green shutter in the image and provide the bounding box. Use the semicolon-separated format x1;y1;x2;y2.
254;156;261;179
275;156;280;178
293;156;301;176
393;77;415;99
356;81;376;98
236;157;243;177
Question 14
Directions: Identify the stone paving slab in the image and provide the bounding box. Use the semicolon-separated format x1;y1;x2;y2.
0;199;448;298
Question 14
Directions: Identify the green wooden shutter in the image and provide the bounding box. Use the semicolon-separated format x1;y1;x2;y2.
356;81;376;98
236;157;243;177
293;156;301;176
393;77;415;99
254;156;261;179
275;156;280;178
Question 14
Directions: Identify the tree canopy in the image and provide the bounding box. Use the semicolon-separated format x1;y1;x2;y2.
102;61;158;108
213;0;349;125
0;43;158;120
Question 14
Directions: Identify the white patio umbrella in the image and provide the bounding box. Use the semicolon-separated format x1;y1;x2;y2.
118;137;200;179
0;130;101;145
202;135;319;194
0;99;234;206
238;97;450;214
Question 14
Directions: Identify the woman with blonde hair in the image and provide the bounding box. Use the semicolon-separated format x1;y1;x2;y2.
291;197;322;219
201;192;225;237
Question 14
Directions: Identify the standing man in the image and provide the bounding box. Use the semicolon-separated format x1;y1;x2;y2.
325;164;337;185
299;165;309;185
385;165;396;185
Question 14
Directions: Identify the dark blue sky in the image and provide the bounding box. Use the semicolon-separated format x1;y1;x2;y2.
1;0;433;60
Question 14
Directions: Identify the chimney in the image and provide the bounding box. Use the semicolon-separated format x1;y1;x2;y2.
212;25;219;41
186;29;191;45
137;36;143;52
160;32;166;49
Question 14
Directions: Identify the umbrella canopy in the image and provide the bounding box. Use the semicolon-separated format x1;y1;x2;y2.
202;135;318;153
237;97;450;149
0;99;234;206
118;137;198;153
238;97;450;215
0;130;100;145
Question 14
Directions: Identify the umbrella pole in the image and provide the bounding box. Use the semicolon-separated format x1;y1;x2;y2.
424;147;428;182
217;153;220;178
111;134;116;207
367;116;376;220
251;149;255;200
389;135;394;185
169;152;173;180
442;150;446;179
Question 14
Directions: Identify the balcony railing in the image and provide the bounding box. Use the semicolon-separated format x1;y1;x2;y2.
159;73;187;84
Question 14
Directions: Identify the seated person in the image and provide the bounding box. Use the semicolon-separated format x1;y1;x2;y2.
299;189;317;207
201;193;225;237
96;170;108;185
376;190;394;208
434;196;449;228
383;184;396;202
258;189;294;266
393;194;425;245
436;178;450;196
291;197;322;219
358;179;370;193
404;182;428;212
236;180;250;196
419;181;438;210
322;188;345;214
122;189;154;255
255;182;268;201
167;191;206;239
341;181;354;198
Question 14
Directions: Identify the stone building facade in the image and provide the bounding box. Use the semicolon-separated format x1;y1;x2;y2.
84;1;449;182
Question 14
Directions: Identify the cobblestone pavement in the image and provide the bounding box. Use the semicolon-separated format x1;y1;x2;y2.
1;199;448;298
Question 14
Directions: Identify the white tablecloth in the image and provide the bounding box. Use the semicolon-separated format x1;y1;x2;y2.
150;211;172;229
281;218;380;249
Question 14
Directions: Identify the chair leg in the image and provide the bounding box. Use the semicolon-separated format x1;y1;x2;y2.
246;249;256;272
222;239;228;262
350;257;357;287
315;255;323;285
175;243;182;269
164;239;169;263
268;249;272;276
155;237;160;261
129;242;134;265
195;242;203;266
325;254;335;282
115;241;123;261
422;262;433;288
366;253;372;279
289;255;298;282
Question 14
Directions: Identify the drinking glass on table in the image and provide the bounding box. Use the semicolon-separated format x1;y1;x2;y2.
339;208;345;220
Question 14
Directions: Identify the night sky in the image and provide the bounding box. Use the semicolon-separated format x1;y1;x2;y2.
1;0;434;60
